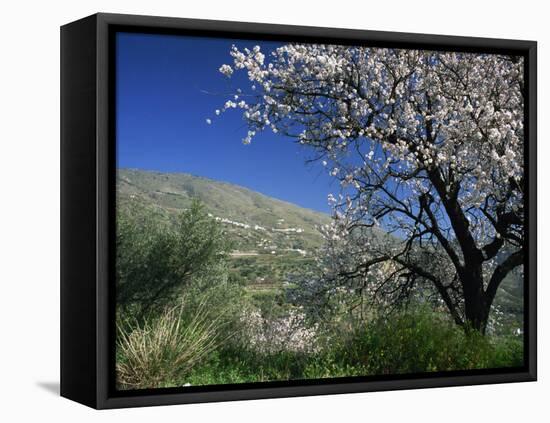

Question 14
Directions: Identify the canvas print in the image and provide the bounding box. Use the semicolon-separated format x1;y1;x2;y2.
114;32;525;391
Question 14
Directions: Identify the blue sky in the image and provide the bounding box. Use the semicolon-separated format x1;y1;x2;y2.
116;32;336;213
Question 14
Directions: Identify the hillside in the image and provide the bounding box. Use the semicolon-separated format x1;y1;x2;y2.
117;168;332;290
116;168;522;332
117;167;331;249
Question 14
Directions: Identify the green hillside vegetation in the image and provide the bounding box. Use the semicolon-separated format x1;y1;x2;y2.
117;168;331;293
115;169;524;391
117;168;522;322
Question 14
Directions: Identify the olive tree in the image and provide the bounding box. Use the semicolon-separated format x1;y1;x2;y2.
117;200;230;320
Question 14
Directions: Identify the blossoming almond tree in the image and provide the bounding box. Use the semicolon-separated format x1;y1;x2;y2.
214;44;524;334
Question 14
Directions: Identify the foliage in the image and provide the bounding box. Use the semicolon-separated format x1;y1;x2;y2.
334;307;523;375
116;296;229;390
181;307;522;386
115;182;523;390
116;199;230;319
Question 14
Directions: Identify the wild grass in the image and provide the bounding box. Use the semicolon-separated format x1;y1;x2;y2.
337;308;524;375
116;297;229;390
116;301;523;389
183;307;523;386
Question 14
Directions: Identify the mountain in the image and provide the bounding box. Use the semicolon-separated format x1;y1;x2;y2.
117;168;331;252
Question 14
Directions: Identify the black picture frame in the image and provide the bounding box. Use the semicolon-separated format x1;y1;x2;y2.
60;12;537;409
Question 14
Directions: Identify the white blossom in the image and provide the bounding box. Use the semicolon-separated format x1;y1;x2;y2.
215;43;524;331
218;64;233;77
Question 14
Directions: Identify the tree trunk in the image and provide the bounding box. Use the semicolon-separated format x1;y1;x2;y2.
460;265;490;335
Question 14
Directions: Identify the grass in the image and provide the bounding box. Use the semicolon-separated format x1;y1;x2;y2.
116;298;228;390
117;303;523;389
185;349;313;385
176;308;523;387
339;308;524;375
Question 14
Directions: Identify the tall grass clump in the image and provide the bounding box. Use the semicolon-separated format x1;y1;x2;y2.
116;298;228;390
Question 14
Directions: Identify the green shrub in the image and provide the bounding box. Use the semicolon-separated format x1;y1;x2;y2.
116;199;231;320
338;307;523;375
